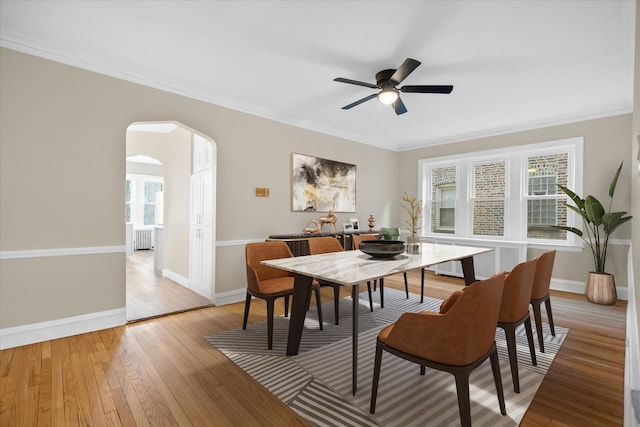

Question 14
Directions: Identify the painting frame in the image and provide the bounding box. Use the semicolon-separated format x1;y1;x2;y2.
291;153;356;212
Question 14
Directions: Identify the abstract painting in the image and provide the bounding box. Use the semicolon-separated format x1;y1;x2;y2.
291;153;356;212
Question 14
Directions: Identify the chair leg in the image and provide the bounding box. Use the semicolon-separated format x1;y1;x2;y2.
379;278;384;308
490;348;507;415
453;371;472;427
403;272;409;299
545;297;556;336
524;316;537;366
420;268;425;303
420;365;426;376
284;295;289;317
314;287;323;331
531;301;545;353
503;325;520;393
333;285;340;325
266;297;275;350
367;282;374;312
242;292;252;329
369;342;383;414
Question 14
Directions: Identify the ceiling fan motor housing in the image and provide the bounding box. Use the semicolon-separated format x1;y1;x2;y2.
376;69;397;87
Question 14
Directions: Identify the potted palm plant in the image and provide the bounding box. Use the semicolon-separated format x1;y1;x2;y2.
551;161;632;304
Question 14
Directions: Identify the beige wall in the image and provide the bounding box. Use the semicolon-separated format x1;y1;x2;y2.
0;48;398;329
126;126;192;279
398;114;633;288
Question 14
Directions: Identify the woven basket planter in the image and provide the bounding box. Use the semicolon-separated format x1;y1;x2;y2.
585;272;617;305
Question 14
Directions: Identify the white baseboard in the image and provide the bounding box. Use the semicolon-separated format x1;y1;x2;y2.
551;278;628;301
214;288;246;306
162;269;189;287
0;308;126;350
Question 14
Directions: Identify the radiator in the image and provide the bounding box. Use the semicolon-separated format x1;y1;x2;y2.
134;229;154;250
427;238;527;279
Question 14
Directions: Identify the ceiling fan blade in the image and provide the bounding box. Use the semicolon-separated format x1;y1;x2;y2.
390;58;421;84
334;77;379;89
341;93;378;110
392;97;407;115
400;85;454;94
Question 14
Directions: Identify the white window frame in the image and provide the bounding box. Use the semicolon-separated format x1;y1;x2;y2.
418;137;583;247
434;183;456;233
126;173;164;229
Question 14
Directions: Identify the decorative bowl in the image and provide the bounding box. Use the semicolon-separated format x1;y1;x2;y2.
358;240;405;259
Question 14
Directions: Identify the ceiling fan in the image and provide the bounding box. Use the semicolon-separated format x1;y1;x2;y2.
334;58;453;115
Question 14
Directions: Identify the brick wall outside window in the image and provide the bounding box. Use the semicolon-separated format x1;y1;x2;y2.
473;161;505;236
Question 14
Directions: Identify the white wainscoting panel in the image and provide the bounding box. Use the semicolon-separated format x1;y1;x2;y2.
424;237;527;279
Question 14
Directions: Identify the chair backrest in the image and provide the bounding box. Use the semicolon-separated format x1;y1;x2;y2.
352;234;378;250
307;236;344;254
443;273;506;364
499;258;538;323
386;272;505;366
379;227;400;240
245;241;294;293
531;250;556;300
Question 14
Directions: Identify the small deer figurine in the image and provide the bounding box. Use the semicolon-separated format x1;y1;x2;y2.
318;202;338;232
303;220;322;234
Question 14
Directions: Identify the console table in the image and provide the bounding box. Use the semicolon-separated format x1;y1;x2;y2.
267;231;378;256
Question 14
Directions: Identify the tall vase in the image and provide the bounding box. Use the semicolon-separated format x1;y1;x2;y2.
585;272;617;305
406;232;420;254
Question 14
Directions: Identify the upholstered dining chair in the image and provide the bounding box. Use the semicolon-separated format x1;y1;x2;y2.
530;250;557;353
244;241;323;349
307;236;351;323
497;258;538;393
378;227;413;301
370;272;507;427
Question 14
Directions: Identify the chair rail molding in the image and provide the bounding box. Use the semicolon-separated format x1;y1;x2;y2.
0;245;126;259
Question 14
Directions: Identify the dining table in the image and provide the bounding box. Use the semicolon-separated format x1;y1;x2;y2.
261;242;493;395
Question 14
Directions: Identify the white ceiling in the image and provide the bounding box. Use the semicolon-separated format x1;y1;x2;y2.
0;1;635;151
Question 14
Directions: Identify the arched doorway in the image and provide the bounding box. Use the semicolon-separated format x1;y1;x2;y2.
125;121;216;321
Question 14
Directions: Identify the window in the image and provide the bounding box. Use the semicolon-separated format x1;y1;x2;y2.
418;137;582;245
525;153;568;240
126;174;164;228
430;166;456;234
143;181;163;225
125;179;132;223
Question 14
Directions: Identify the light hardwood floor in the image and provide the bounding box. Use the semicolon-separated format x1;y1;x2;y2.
126;250;212;322
0;270;626;426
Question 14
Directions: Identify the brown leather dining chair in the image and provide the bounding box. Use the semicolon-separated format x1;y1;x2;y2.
497;258;538;393
370;272;507;427
244;241;323;349
530;250;557;353
307;236;362;322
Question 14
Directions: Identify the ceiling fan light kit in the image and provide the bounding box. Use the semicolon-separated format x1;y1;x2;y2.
377;89;398;105
334;58;453;115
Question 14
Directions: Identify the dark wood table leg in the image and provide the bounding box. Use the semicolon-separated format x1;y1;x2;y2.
460;256;477;286
286;273;313;356
352;283;359;396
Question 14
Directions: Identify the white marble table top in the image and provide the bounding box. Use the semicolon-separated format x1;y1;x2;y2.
262;243;492;286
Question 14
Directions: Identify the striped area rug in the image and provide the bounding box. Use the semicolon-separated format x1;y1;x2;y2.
206;289;567;426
